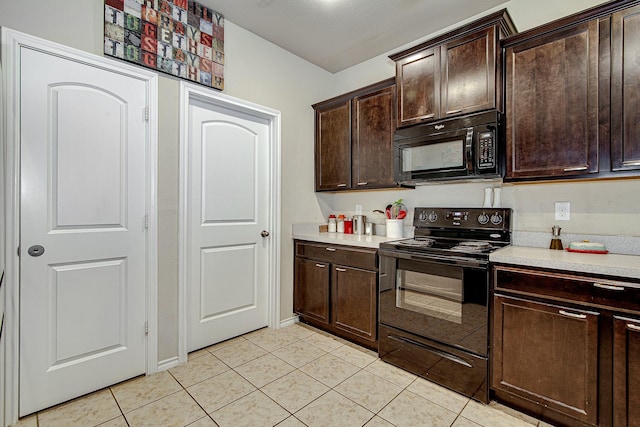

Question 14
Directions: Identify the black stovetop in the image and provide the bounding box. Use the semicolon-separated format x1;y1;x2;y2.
379;207;512;259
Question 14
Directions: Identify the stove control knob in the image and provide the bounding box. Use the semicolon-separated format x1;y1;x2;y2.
490;213;503;225
428;211;438;222
419;211;428;221
478;213;490;225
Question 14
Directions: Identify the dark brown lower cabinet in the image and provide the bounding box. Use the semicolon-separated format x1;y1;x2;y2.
294;240;378;349
492;264;640;427
332;266;377;343
613;316;640;427
492;295;599;426
294;257;330;325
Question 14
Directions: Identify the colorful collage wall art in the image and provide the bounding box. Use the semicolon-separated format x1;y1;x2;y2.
104;0;224;90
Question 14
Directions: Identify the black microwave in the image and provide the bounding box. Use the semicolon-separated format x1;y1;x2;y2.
394;111;503;185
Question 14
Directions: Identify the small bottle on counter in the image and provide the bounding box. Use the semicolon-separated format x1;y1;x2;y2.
344;218;353;234
337;214;345;233
328;214;337;232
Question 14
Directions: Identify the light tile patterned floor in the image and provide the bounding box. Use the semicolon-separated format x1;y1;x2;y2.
12;324;554;427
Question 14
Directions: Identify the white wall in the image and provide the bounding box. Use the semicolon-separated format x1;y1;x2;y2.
2;0;638;365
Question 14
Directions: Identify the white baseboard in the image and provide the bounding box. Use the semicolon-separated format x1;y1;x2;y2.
279;316;299;328
157;356;181;372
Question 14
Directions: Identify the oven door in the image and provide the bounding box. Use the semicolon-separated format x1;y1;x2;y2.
378;250;489;357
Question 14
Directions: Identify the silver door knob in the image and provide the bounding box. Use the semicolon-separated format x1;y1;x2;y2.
28;245;45;257
261;230;270;237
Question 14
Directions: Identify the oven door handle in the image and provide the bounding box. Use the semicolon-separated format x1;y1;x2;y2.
378;248;488;268
388;334;473;368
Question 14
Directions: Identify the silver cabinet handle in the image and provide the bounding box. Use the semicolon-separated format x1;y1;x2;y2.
335;268;347;272
325;247;336;252
593;283;625;291
315;263;327;268
559;310;587;319
337;184;347;187
627;324;640;332
357;182;368;186
446;109;462;114
622;160;640;166
563;166;588;172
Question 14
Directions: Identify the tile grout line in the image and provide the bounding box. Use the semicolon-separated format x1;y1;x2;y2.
107;387;130;427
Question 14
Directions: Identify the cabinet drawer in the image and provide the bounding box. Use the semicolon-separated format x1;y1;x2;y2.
295;241;377;270
494;265;640;313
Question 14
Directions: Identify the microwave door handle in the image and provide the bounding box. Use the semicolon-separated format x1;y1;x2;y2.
465;128;474;173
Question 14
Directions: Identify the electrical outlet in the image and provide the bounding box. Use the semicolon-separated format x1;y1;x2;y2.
555;202;570;221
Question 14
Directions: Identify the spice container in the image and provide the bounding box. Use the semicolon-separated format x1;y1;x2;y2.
344;218;353;234
337;214;345;233
328;214;337;232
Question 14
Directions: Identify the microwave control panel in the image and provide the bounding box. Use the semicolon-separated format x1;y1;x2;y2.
477;130;495;169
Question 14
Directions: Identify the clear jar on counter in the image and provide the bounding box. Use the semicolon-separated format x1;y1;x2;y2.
337;214;345;233
328;214;337;232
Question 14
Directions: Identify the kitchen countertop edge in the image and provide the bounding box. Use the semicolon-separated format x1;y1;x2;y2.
292;223;399;249
490;246;640;280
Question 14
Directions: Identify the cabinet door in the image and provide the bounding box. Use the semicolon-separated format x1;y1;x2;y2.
613;316;640;427
315;99;351;190
611;5;640;172
505;21;600;179
352;85;397;189
396;47;440;127
441;26;496;118
294;257;330;325
332;266;377;343
492;295;599;425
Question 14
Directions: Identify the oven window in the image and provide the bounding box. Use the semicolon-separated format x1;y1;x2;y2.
396;267;463;324
401;139;464;172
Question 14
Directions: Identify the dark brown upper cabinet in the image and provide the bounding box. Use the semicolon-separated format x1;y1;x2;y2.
504;21;600;179
503;0;640;181
611;4;640;173
314;98;352;190
390;10;516;128
352;85;397;189
313;78;396;192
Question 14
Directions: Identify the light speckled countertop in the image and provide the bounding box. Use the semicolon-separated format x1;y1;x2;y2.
293;223;640;279
292;223;401;249
490;246;640;280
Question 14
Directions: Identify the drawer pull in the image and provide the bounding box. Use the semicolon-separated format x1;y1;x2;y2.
627;324;640;332
446;109;463;115
357;182;368;186
325;247;336;252
563;165;588;172
335;268;347;272
315;263;327;268
593;283;625;291
336;184;348;187
559;310;587;319
622;160;640;166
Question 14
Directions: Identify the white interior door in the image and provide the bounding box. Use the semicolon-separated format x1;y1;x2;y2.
19;46;149;415
187;98;271;351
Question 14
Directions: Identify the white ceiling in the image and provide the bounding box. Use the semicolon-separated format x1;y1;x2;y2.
200;0;510;73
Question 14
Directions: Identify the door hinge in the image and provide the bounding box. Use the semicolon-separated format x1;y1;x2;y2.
17;246;20;257
144;215;149;229
144;106;149;122
144;321;149;335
